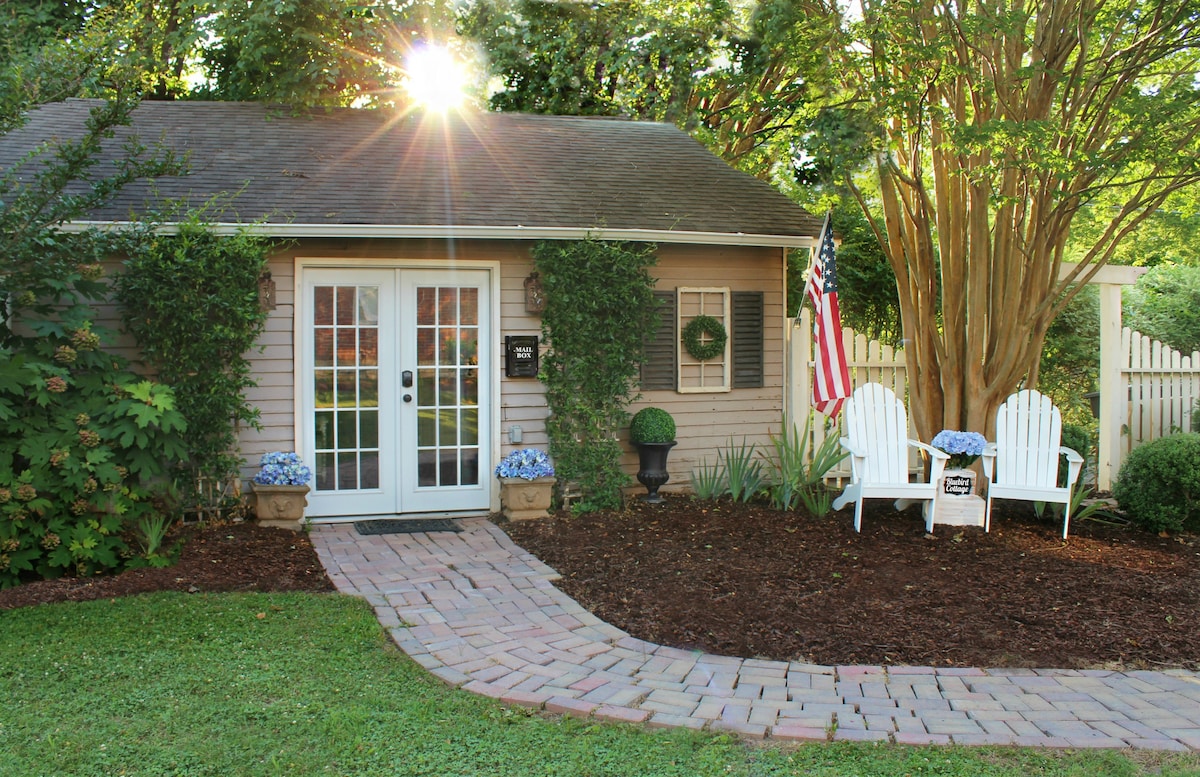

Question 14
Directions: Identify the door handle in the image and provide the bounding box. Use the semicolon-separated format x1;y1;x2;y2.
402;370;413;388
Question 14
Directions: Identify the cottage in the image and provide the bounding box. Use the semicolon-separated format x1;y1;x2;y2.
0;99;822;520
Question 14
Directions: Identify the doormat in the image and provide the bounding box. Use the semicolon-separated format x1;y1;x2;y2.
354;519;462;536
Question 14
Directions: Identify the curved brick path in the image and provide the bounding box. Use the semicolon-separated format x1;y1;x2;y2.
311;518;1200;750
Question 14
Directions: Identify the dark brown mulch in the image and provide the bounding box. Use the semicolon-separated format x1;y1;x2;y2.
3;503;1197;673
0;522;333;610
502;498;1200;671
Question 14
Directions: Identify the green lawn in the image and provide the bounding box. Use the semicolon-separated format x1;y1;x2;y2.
2;592;1197;777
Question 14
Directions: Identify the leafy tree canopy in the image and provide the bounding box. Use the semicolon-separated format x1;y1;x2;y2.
812;0;1200;437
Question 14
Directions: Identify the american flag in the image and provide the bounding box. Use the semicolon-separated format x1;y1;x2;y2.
806;213;850;416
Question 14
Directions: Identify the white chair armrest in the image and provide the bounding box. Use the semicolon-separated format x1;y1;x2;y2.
909;440;949;483
1061;446;1084;487
839;437;866;460
981;442;997;479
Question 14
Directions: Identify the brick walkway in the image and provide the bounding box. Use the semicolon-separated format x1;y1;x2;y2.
311;518;1200;750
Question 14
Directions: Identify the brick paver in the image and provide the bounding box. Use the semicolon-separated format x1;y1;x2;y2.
311;519;1200;750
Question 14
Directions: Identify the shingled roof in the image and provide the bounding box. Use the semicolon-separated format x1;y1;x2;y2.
0;99;822;246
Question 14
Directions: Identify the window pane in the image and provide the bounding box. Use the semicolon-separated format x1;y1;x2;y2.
440;451;459;486
461;407;478;445
336;287;355;325
439;331;457;365
417;369;435;406
418;409;436;447
337;452;357;489
438;287;458;325
417;287;436;325
439;370;457;405
459;329;478;366
460;288;478;325
460;369;478;406
461;448;479;485
439;409;457;446
359;370;378;407
358;328;378;366
360;452;379;489
313;370;334;408
336;411;357;449
336;371;357;407
335;328;355;367
314;287;334;326
314;411;334;450
359;410;378;449
314;328;334;367
418;450;436;487
417;329;435;366
315;452;336;491
357;286;378;325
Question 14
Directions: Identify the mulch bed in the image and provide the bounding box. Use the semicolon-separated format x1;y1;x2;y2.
3;502;1197;673
0;522;332;610
503;498;1200;671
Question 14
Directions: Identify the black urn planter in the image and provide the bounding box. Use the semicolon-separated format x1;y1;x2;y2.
635;441;677;503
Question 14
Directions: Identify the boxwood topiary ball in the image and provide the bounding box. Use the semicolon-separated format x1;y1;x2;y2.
630;407;676;444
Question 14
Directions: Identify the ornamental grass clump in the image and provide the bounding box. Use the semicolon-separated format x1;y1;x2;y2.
253;452;312;486
495;449;555;480
931;430;987;469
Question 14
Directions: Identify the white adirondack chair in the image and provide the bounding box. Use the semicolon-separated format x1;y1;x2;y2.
981;389;1084;538
832;383;950;532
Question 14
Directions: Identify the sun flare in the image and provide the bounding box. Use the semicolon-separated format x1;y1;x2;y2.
403;44;469;113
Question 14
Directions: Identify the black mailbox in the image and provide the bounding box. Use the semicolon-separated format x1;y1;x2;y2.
505;335;539;377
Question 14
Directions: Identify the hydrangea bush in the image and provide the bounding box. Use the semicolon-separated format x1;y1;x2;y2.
495;448;555;480
253;452;312;486
931;430;987;469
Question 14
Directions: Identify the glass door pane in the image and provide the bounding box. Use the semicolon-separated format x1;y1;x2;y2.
312;284;381;492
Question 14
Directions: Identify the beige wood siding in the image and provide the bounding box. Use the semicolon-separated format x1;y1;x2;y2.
630;244;785;493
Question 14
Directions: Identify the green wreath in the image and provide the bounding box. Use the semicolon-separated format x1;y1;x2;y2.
681;315;728;361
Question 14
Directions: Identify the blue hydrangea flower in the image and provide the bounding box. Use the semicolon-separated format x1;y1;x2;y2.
253;451;313;486
494;448;555;480
931;430;987;469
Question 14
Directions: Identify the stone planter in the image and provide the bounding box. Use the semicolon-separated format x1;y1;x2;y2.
251;483;310;530
499;476;555;521
932;468;984;527
635;441;677;503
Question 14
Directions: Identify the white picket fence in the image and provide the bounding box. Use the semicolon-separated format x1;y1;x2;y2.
786;312;1200;488
1122;327;1200;454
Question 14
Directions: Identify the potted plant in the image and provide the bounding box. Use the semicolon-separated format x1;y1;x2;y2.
250;452;312;530
630;407;677;503
931;429;987;496
495;448;556;520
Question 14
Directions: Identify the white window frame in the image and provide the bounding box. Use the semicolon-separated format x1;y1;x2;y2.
677;286;731;393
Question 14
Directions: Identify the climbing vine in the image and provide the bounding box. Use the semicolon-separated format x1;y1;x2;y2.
534;239;659;511
114;213;276;515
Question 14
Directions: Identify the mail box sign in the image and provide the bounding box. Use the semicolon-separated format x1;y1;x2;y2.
505;335;539;377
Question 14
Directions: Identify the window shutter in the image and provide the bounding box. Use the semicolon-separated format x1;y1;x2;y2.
641;291;677;390
732;291;763;388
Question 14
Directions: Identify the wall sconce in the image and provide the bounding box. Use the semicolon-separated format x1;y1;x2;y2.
258;271;277;311
524;272;546;314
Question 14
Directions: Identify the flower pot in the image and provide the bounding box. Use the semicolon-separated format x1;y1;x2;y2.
635;441;677;503
932;469;984;528
251;483;310;530
499;476;555;521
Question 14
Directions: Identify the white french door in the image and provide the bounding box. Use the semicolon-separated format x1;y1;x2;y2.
300;267;492;517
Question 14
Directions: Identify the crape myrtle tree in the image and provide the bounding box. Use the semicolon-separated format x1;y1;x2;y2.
817;0;1200;439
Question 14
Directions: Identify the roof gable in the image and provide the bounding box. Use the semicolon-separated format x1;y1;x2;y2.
0;99;822;245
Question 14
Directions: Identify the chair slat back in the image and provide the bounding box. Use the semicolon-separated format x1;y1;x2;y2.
994;389;1062;488
843;383;910;484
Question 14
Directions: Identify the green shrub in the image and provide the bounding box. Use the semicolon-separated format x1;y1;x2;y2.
1112;433;1200;533
1060;423;1093;485
629;407;675;444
